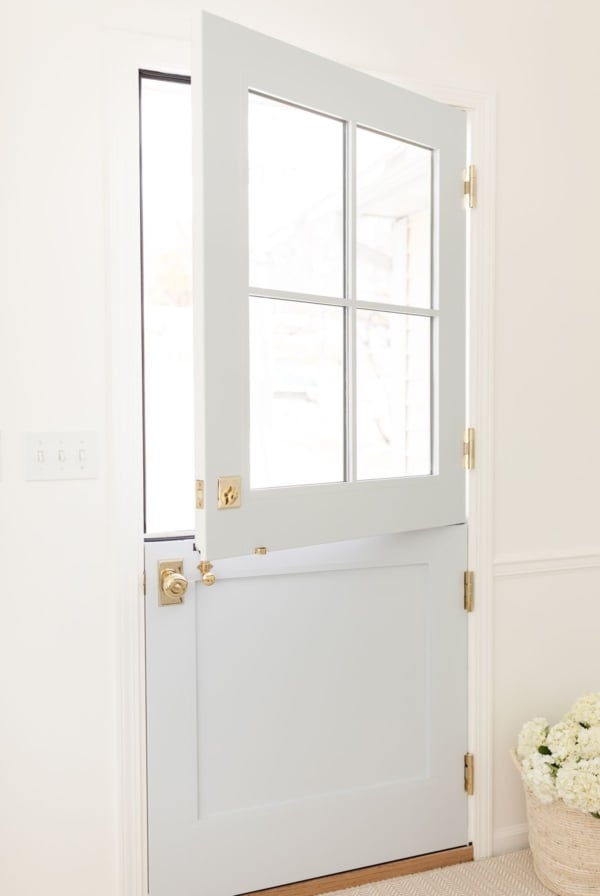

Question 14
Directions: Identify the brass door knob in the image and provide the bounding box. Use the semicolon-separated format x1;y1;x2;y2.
198;560;216;587
160;568;189;601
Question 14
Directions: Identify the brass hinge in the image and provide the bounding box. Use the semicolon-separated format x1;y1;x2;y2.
463;164;477;209
464;571;474;612
196;479;204;510
463;427;475;470
464;753;475;795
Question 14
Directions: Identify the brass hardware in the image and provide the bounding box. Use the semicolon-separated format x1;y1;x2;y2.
463;164;477;209
217;475;241;509
464;753;475;795
158;559;188;606
255;546;268;555
198;560;216;587
463;428;475;470
464;571;474;612
196;479;205;510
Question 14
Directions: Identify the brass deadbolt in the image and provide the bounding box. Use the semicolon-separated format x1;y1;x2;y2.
217;476;241;509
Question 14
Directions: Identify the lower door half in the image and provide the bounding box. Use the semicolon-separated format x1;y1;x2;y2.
145;524;468;896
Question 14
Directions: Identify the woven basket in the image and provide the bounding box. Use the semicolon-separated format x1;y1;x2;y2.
511;749;600;895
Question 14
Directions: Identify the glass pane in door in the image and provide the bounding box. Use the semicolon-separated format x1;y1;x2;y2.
250;297;345;487
249;92;345;298
356;310;431;479
140;75;194;534
356;127;432;308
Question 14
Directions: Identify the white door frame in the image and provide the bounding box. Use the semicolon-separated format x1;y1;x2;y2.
105;29;496;896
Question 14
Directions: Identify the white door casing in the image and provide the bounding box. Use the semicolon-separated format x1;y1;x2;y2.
194;13;466;562
104;21;497;896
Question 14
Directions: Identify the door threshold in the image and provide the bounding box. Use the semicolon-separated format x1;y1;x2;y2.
240;845;474;896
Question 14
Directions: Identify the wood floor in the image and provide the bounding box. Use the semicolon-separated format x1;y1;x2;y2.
241;846;474;896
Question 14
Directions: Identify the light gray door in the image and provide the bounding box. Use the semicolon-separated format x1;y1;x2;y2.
146;526;467;895
194;13;466;561
144;12;469;895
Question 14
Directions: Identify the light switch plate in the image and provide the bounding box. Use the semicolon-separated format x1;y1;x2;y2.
25;432;99;480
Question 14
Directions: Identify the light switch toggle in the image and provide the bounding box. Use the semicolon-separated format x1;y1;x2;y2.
25;432;99;480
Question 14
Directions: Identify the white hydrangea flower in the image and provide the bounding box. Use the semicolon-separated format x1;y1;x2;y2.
546;719;580;762
516;696;600;817
568;693;600;728
577;726;600;761
556;759;600;816
522;752;557;804
517;717;549;760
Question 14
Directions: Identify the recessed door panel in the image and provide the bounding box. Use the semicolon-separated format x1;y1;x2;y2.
197;563;429;815
146;525;468;895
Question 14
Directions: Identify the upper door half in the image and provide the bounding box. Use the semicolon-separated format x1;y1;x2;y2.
194;13;467;561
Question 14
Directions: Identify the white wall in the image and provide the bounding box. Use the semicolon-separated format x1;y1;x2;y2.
0;3;116;895
2;0;600;892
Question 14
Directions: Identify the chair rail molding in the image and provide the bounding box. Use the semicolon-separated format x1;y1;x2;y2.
494;549;600;578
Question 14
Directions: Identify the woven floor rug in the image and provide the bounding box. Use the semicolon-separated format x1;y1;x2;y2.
324;850;555;896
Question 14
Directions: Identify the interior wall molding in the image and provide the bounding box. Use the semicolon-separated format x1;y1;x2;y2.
463;87;496;862
494;550;600;578
492;822;529;856
107;31;191;896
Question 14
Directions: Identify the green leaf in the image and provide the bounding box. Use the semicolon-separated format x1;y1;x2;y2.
591;812;600;820
538;745;552;755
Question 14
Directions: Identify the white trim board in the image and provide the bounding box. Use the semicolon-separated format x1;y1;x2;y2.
494;549;600;578
105;31;191;896
107;30;496;895
465;89;497;861
493;823;529;856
